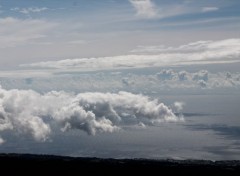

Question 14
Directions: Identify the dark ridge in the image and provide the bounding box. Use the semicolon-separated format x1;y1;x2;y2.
0;153;240;175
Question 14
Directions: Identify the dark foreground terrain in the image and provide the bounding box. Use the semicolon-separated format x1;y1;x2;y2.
0;154;240;175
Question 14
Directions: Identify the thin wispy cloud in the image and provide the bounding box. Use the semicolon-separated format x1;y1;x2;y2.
0;17;57;48
11;7;48;14
202;7;219;13
129;0;158;19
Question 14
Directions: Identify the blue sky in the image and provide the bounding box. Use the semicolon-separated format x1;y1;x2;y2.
0;0;240;160
0;0;240;69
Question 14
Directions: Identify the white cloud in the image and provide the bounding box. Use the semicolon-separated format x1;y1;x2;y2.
0;86;182;143
202;7;219;13
154;69;240;89
21;38;240;71
11;7;48;14
174;102;185;112
192;70;209;82
0;88;52;141
0;17;57;48
0;69;239;93
129;0;192;19
129;0;157;18
131;39;240;54
0;137;5;145
156;69;176;81
129;0;198;20
120;69;240;90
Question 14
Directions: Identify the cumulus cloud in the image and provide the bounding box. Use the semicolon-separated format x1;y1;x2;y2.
197;80;207;88
0;69;240;93
174;102;185;112
129;0;157;19
178;71;189;81
154;69;240;89
192;70;209;82
156;69;176;81
119;69;240;91
0;86;182;143
155;69;209;83
21;38;240;71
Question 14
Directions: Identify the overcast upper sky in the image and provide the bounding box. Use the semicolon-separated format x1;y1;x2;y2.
0;0;240;160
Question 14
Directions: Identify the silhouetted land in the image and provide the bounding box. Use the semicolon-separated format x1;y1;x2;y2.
0;153;240;175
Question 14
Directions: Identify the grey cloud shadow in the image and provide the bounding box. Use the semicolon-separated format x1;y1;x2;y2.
185;124;240;159
185;124;240;140
203;144;240;160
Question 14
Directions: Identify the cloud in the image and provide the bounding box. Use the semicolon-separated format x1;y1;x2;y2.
202;7;219;13
174;102;185;112
156;69;176;81
128;0;191;20
0;69;239;93
0;88;52;142
192;70;209;82
119;69;240;90
154;69;240;89
197;80;207;88
131;39;240;54
0;137;5;145
21;38;240;71
0;17;57;48
0;86;182;143
178;71;189;81
11;7;48;14
129;0;157;19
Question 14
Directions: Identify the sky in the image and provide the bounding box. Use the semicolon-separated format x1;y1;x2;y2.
0;0;240;160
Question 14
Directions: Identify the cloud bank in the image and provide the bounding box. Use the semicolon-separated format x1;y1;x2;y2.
128;69;240;90
21;39;240;71
0;69;239;93
0;86;182;144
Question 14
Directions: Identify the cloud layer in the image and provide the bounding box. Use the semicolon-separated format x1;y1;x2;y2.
0;86;182;144
123;69;240;90
0;69;239;93
21;38;240;71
